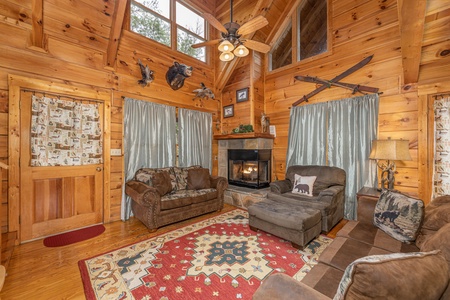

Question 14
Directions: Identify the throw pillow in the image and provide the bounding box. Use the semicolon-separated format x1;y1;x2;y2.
292;174;316;197
187;168;211;190
373;190;424;243
151;171;173;196
334;250;449;300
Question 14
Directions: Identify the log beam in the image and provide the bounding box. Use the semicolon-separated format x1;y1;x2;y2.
397;0;427;85
106;0;130;68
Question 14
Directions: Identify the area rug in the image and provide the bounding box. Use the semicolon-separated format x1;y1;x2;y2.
44;224;105;247
78;209;332;299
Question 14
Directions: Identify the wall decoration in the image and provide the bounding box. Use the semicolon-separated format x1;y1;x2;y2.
193;82;215;107
137;58;154;87
223;104;234;118
232;124;254;133
236;87;249;102
30;95;102;166
166;61;193;90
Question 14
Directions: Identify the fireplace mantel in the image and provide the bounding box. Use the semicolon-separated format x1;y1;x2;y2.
214;133;274;140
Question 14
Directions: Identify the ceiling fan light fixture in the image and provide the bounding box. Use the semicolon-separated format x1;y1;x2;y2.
220;51;235;62
218;40;235;52
234;44;249;57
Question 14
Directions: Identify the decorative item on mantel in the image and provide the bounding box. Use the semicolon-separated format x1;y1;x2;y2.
232;124;254;133
165;61;193;90
137;59;154;87
292;54;379;106
192;82;215;107
261;113;270;133
369;138;412;190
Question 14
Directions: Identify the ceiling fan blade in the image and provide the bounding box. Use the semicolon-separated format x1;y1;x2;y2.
203;13;228;34
237;16;269;36
191;39;221;48
243;40;271;53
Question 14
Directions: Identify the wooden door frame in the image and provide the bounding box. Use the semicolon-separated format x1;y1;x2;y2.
8;74;112;239
418;80;450;204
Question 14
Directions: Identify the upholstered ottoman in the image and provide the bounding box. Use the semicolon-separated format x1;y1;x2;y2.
248;199;322;249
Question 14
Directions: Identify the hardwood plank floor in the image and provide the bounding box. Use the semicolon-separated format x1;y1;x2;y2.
0;204;345;299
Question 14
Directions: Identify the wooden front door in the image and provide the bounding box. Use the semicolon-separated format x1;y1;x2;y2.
19;91;104;242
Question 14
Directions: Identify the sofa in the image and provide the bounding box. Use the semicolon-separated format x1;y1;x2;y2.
268;165;346;233
253;192;450;300
125;166;228;231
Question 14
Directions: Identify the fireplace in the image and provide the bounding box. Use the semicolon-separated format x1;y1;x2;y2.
228;149;271;189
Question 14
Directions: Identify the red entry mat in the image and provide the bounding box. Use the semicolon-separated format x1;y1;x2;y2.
43;224;105;247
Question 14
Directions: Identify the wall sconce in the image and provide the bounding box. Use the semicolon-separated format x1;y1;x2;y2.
369;138;412;190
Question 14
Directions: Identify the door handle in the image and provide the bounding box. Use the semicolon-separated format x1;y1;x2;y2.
96;167;102;172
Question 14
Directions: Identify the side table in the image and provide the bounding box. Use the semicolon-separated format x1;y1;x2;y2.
356;186;380;201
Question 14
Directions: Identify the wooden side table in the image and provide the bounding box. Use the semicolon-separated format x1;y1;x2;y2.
356;186;380;201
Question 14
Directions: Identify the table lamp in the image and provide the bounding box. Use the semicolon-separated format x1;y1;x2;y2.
369;138;412;190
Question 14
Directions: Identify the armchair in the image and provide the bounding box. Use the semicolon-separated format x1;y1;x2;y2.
268;165;346;232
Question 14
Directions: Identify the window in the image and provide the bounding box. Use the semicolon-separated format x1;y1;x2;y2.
269;0;328;71
130;0;207;62
297;0;328;61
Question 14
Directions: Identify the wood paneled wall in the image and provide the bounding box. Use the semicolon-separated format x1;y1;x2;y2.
0;0;217;233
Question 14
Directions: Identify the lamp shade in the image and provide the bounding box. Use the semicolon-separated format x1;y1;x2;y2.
218;40;234;52
234;44;249;57
369;139;412;161
219;51;235;62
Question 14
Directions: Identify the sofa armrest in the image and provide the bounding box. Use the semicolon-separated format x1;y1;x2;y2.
125;180;161;211
252;273;331;300
210;176;228;191
318;185;344;197
270;180;292;194
357;196;377;223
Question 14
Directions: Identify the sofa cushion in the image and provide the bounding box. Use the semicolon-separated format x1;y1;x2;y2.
152;171;173;196
337;220;419;253
292;174;316;197
334;250;449;300
187;168;211;190
173;165;201;190
373;190;424;243
301;262;345;299
134;167;177;190
421;195;450;231
160;189;217;210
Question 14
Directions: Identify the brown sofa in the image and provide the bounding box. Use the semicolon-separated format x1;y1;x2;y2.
253;194;450;299
268;165;346;233
125;166;228;231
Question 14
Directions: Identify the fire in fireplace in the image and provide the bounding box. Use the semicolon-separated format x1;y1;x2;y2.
228;149;271;188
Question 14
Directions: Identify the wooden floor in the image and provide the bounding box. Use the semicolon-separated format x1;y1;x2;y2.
0;204;346;299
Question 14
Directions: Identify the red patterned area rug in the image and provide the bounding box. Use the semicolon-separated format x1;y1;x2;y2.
78;209;332;299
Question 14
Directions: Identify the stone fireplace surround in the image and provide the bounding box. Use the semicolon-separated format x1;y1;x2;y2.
217;135;273;209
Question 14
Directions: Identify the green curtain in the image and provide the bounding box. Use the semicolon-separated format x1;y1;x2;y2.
122;98;176;220
328;94;379;219
178;108;212;171
286;94;379;220
286;102;328;167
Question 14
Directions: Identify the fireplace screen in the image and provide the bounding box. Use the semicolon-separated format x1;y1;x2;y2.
228;149;271;188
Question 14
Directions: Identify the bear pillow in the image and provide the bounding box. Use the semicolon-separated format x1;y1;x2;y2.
292;174;316;197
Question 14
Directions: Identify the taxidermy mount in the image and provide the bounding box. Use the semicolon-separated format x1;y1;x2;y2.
137;58;154;87
193;82;215;106
166;61;193;90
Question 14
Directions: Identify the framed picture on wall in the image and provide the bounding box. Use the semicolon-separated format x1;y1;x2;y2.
236;87;249;102
223;104;234;118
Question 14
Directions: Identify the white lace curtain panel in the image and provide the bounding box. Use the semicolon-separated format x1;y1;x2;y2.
433;97;450;197
30;95;102;166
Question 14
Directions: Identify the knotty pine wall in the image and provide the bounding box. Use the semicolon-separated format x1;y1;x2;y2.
262;0;450;201
0;0;218;233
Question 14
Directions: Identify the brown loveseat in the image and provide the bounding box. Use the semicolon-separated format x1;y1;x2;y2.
253;194;450;299
268;165;346;233
125;166;228;231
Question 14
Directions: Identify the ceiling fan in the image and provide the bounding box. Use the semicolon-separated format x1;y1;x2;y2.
192;0;271;60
